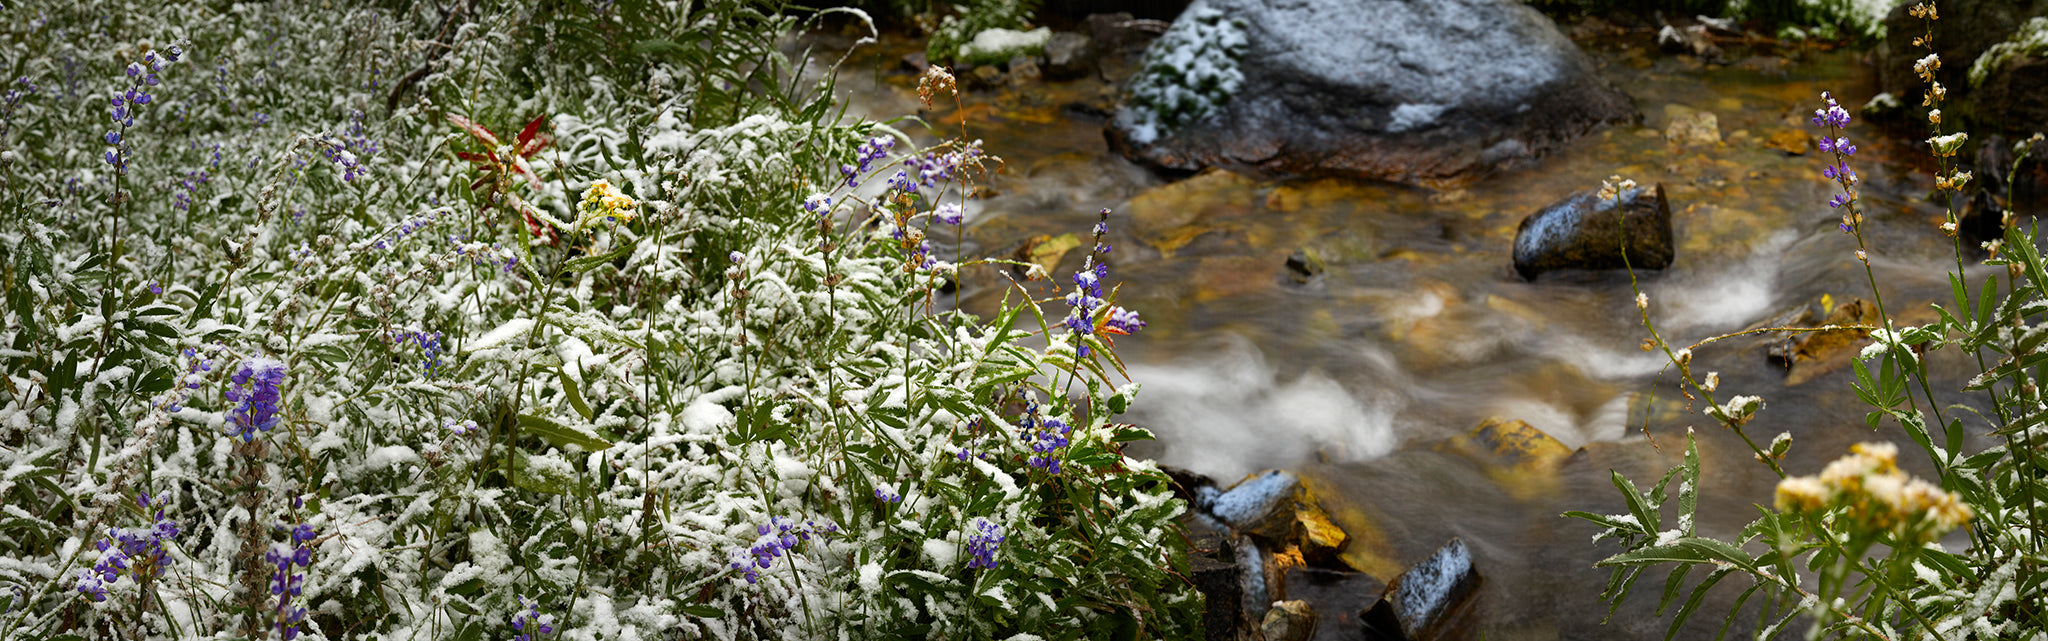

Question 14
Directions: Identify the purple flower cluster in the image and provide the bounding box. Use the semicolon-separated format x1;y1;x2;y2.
1811;92;1862;224
171;169;211;211
224;358;287;442
153;346;218;414
1061;210;1148;358
934;203;964;226
386;329;447;378
102;50;178;174
265;523;316;640
965;517;1004;570
445;419;481;436
1;76;36;140
75;493;179;602
726;517;840;584
839;135;895;187
371;209;448;251
1014;398;1073;473
513;595;557;641
901;145;980;190
803;193;832;214
874;482;902;503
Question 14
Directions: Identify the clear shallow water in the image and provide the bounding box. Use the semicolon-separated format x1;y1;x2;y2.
824;28;2000;639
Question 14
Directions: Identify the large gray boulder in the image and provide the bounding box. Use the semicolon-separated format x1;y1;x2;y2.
1106;0;1637;190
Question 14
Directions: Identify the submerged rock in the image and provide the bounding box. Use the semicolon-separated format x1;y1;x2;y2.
1261;600;1317;641
1106;0;1637;190
1510;183;1675;281
1663;106;1721;147
1284;248;1326;284
1760;296;1876;387
1042;32;1094;80
1765;128;1811;155
1360;538;1482;641
1436;417;1571;498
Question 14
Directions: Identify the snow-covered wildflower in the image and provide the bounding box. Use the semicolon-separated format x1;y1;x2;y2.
875;482;902;503
266;523;316;640
965;517;1004;570
225;358;288;442
934;203;963;225
512;595;556;641
575;178;636;229
1777;442;1971;544
75;493;178;602
386;329;447;378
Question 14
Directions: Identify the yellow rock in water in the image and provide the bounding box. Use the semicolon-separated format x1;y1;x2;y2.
1023;233;1081;277
1123;168;1256;257
1439;417;1572;499
1298;472;1402;581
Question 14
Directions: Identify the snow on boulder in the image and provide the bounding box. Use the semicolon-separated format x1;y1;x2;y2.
1108;0;1637;190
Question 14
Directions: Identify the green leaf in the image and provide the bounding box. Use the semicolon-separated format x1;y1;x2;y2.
562;242;636;273
1667;567;1733;641
558;369;594;421
1657;564;1691;616
517;413;615;451
1613;471;1659;534
1110;425;1155;443
1714;582;1764;641
679;604;724;618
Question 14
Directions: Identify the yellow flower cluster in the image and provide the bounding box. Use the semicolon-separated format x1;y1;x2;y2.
1775;442;1972;544
577;179;636;228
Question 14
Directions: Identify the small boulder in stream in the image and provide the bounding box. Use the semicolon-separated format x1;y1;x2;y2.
1261;600;1317;641
1105;0;1638;189
1510;183;1675;281
1360;538;1482;641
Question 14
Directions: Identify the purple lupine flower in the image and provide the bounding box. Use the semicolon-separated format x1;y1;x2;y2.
887;169;916;193
1105;307;1146;335
445;419;480;436
75;493;178;601
266;523;316;640
726;517;837;584
386;329;447;378
513;595;557;641
1018;402;1073;474
224;358;287;442
875;483;902;503
965;517;1004;570
1811;91;1862;232
934;203;964;225
803;193;832;214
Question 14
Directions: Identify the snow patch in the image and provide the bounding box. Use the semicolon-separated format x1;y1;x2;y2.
1386;103;1448;133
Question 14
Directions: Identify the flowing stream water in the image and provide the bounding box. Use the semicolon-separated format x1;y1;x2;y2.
821;25;2005;640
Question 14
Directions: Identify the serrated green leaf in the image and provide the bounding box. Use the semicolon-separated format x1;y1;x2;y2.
1613;471;1659;534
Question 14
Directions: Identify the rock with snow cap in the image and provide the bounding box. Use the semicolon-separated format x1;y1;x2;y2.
1106;0;1637;190
1359;538;1482;641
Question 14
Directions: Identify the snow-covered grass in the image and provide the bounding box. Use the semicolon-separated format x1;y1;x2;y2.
0;2;1197;639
